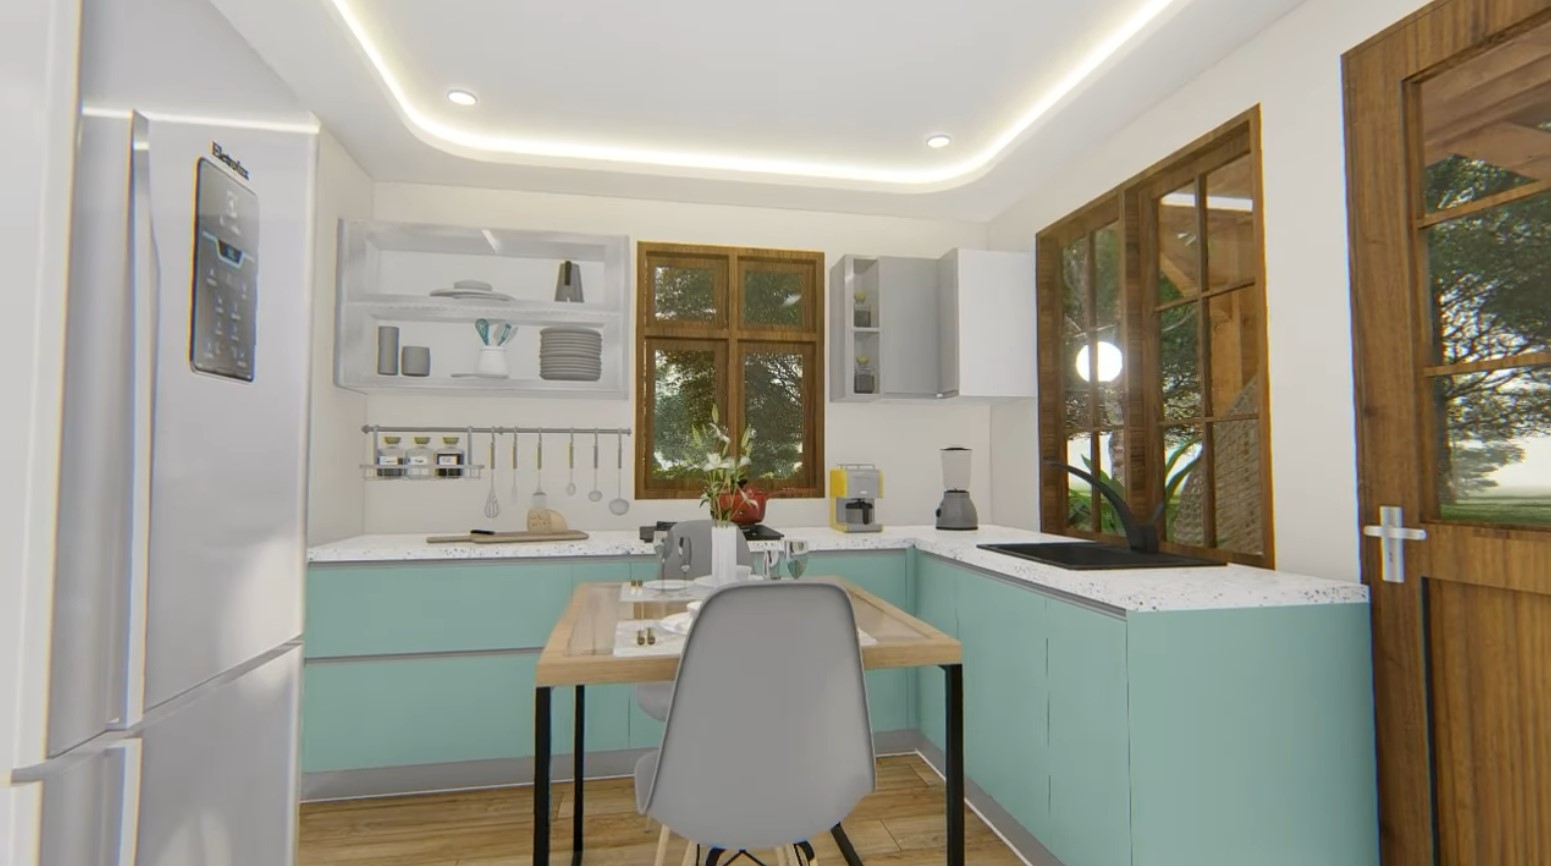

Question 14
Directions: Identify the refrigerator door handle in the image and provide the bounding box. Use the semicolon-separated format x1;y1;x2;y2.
106;739;144;866
117;112;159;730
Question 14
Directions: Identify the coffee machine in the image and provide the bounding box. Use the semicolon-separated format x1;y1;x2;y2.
829;464;883;533
935;447;979;531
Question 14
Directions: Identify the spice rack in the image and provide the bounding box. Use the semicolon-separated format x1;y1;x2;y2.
361;424;632;481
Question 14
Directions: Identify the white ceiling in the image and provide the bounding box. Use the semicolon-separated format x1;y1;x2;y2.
210;0;1305;221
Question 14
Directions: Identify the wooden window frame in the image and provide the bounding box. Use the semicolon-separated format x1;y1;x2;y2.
635;242;825;500
1036;109;1275;567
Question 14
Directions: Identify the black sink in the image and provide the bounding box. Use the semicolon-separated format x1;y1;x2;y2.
977;542;1227;571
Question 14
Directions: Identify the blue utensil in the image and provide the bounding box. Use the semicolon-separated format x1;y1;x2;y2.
475;318;490;346
498;322;514;346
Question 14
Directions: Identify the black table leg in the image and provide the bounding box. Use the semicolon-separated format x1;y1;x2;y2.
534;686;552;865
943;664;964;866
572;685;586;866
830;823;864;866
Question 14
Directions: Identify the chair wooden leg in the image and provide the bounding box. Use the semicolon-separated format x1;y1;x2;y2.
775;846;790;866
679;839;697;866
653;825;671;866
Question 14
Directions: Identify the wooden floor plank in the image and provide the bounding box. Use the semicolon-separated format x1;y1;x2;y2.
299;755;1017;866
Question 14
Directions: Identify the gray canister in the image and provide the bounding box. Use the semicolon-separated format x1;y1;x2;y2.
401;345;431;377
377;326;400;375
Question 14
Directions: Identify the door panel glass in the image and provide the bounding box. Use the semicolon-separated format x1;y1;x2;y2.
742;346;809;481
1065;432;1096;530
1205;155;1258;289
1095;222;1122;327
1158;183;1200;302
1210;420;1264;554
1424;192;1551;366
1207;289;1262;414
1433;366;1551;526
1420;25;1551;214
649;343;720;481
1065;333;1094;429
742;263;808;329
1159;303;1202;421
1062;236;1090;330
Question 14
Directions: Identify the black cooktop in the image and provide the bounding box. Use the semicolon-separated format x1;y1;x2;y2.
638;521;784;542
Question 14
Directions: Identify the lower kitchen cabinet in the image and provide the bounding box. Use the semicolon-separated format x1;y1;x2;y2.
913;551;960;753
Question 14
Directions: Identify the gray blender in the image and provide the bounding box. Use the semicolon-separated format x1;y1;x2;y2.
935;447;979;531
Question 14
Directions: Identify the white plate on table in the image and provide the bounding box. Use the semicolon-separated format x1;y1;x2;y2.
643;579;691;593
658;612;695;636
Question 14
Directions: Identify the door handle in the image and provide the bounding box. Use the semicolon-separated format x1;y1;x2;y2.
1362;505;1427;584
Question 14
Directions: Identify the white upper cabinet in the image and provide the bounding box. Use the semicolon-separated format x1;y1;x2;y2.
830;249;1034;403
938;249;1036;400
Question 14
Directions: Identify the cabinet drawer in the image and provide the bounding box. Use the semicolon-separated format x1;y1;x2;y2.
305;561;574;657
300;653;538;772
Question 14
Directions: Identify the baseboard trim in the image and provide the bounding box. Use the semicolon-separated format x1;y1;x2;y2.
302;729;924;803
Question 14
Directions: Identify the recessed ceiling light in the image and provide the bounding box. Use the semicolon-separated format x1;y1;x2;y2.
446;89;478;107
926;134;953;149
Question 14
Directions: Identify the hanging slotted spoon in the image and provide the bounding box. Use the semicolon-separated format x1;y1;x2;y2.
609;433;630;516
588;432;603;502
531;434;548;510
483;431;501;520
566;429;578;496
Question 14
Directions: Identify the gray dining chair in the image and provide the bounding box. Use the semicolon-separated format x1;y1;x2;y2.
636;520;752;721
636;581;875;866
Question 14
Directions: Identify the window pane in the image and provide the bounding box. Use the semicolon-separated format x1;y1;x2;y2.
1419;24;1551;214
1062;236;1090;332
1159;303;1201;421
1210;420;1264;555
1095;223;1122;327
1205;156;1257;290
1425;192;1551;367
1207;288;1262;415
743;263;808;328
1162;425;1205;546
743;346;809;481
651;259;721;322
650;345;719;480
1065;333;1093;430
1434;366;1551;526
1158;182;1200;302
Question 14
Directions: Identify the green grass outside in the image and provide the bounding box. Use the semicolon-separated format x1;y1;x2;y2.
1439;497;1551;527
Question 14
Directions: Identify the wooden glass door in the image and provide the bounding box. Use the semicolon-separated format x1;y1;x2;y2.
1347;2;1551;863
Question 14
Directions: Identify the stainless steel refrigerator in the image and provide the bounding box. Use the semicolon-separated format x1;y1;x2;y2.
11;99;318;866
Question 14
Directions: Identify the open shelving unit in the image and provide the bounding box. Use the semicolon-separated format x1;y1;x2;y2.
335;221;630;398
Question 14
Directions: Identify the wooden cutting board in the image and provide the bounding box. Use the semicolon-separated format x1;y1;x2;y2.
425;530;590;545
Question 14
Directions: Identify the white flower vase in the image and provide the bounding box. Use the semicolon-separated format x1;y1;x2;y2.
710;522;740;586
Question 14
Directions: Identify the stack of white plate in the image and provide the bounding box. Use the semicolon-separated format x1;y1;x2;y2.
539;326;603;381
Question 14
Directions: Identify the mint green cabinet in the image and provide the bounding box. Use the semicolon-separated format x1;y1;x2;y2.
305;561;574;657
301;653;537;772
958;574;1051;841
815;552;914;733
913;552;959;752
1046;600;1130;866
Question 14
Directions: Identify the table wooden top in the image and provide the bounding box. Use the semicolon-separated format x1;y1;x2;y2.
535;579;962;687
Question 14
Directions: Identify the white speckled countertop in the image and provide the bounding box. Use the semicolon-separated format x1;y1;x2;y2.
308;525;1368;613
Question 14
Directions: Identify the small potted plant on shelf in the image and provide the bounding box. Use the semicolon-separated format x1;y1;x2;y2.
691;407;756;583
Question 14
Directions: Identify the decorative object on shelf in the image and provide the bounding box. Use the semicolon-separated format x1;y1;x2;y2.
430;279;516;302
539;326;603;382
401;345;431;377
554;260;585;303
376;326;400;376
407;436;435;479
608;433;631;516
483;430;501;519
375;435;405;478
435;436;466;478
853;291;872;328
692;406;754;585
854;354;876;395
716;480;769;526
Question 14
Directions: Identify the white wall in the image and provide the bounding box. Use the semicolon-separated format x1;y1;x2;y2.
986;0;1431;582
306;132;373;544
356;183;991;533
0;0;80;859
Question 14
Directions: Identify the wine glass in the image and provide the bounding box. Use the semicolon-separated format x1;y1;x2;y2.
783;539;809;580
756;549;783;580
651;530;670;592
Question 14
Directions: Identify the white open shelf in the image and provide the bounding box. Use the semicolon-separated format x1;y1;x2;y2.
335;221;630;399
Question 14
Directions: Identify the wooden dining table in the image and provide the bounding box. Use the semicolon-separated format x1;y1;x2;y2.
532;578;965;866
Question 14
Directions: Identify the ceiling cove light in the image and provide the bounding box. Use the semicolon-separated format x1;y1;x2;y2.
446;89;478;107
327;0;1181;185
926;134;953;149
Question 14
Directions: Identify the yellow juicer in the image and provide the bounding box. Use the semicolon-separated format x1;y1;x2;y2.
829;464;883;533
